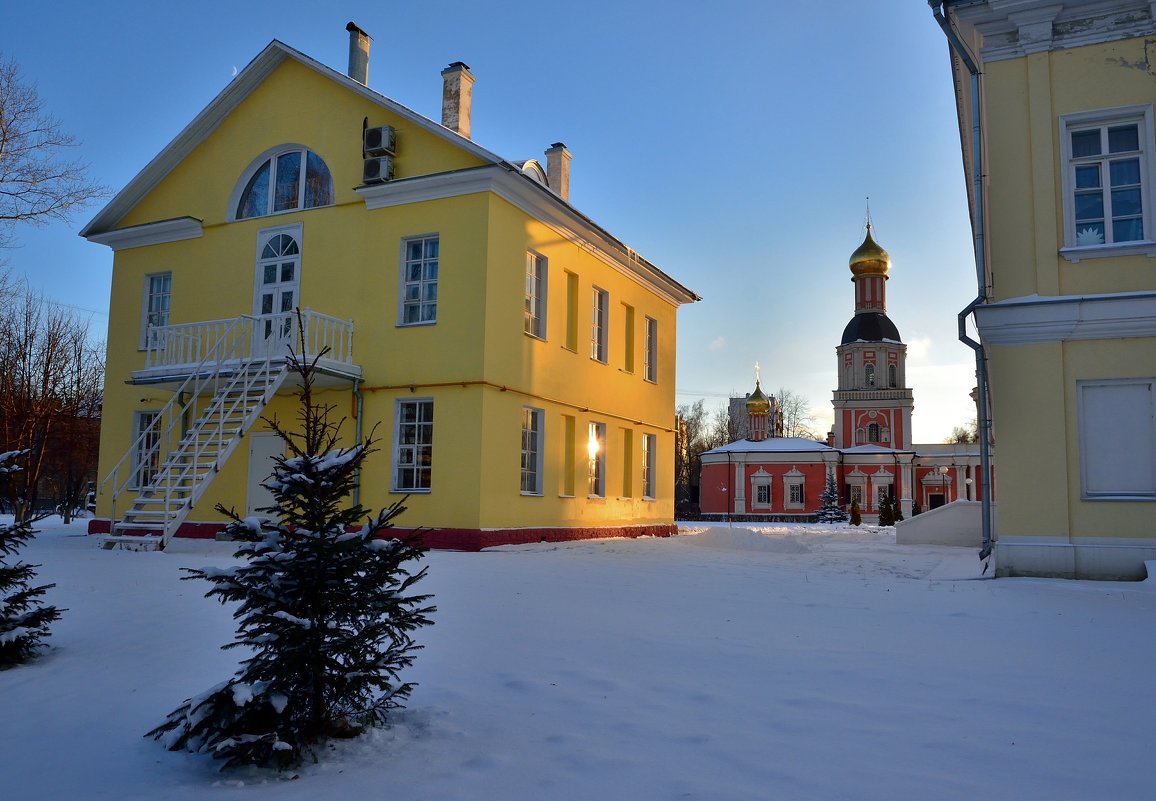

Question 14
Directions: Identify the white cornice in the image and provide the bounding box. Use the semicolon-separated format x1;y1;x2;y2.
357;166;700;306
974;291;1156;344
85;217;203;251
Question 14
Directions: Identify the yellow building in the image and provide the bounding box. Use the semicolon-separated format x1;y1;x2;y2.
932;1;1156;578
81;27;698;550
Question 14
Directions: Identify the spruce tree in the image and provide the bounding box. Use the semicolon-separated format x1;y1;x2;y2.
849;497;862;526
816;473;848;523
893;491;904;523
147;344;435;769
0;450;62;668
877;492;895;526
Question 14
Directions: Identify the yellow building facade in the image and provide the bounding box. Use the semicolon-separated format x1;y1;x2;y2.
82;34;698;549
933;1;1156;578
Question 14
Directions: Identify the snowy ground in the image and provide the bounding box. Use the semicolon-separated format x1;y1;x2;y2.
2;517;1154;801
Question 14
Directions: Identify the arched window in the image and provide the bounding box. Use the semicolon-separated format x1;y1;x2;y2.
234;147;333;220
865;363;875;387
888;364;897;388
867;422;880;442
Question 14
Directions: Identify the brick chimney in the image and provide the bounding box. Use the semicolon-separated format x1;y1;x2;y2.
441;62;475;139
545;142;572;202
346;22;370;85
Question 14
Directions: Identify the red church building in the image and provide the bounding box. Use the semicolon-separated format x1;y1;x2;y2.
699;224;990;523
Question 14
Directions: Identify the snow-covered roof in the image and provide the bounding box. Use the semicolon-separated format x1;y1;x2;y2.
703;437;835;455
840;444;913;455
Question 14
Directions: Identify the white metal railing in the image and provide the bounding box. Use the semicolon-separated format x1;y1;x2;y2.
143;309;355;372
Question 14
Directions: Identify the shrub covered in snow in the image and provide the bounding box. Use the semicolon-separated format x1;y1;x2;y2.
0;450;62;668
147;345;434;769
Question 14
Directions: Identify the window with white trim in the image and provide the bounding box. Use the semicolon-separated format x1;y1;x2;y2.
524;252;546;339
644;316;658;383
1078;379;1155;499
784;470;805;509
399;235;439;325
521;407;544;495
235;147;333;220
140;272;171;349
865;363;875;387
587;421;606;497
591;287;608;363
751;470;772;508
393;399;434;491
1060;106;1155;252
131;410;160;489
642;433;656;499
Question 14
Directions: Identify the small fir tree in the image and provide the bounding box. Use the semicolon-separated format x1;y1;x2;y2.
815;473;848;523
911;500;921;516
877;492;895;526
893;491;904;523
147;342;435;769
0;450;63;668
849;497;862;526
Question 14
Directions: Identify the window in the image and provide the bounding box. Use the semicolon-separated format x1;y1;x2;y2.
755;483;771;506
849;484;864;507
131;410;160;489
561;414;576;496
888;363;897;388
564;271;579;351
1060;106;1155;254
642;433;656;499
255;227;300;345
621;428;634;497
235;147;333;220
591;287;608;362
1079;379;1155;499
400;235;439;325
865;363;875;387
140;272;172;349
394;399;434;491
587;421;606;497
521;407;544;494
622;304;635;373
784;469;805;509
524;252;546;339
867;422;880;443
644;316;658;383
788;482;804;507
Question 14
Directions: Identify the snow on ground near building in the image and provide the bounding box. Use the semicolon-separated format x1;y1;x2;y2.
2;517;1154;801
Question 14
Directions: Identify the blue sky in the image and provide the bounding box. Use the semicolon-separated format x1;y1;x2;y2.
1;0;978;443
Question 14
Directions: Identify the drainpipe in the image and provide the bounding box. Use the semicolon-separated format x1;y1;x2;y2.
352;379;363;508
929;0;995;562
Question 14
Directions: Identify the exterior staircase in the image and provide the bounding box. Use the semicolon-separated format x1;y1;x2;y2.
99;310;358;551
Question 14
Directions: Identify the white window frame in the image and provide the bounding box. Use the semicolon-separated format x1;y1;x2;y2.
752;477;772;509
521;406;545;495
591;287;608;363
228;144;335;222
642;433;657;500
644;316;658;383
139;272;172;350
1059;105;1156;262
392;398;434;492
130;410;161;489
1078;378;1156;500
783;469;805;509
587;421;606;498
398;234;440;326
524;251;547;339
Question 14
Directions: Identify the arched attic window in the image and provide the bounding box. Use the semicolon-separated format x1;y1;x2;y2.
232;146;334;221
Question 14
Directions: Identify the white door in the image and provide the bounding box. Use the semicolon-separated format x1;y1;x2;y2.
246;433;283;518
254;227;301;358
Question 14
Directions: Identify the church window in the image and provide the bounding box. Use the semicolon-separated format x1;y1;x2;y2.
751;474;771;508
888;364;897;388
865;363;875;387
233;147;334;221
867;422;880;443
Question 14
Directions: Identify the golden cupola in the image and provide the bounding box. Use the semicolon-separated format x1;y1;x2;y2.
849;223;891;277
746;381;771;414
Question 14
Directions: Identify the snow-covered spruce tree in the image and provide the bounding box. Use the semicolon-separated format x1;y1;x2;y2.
0;450;62;668
147;345;435;769
849;497;862;526
815;473;848;523
877;492;895;526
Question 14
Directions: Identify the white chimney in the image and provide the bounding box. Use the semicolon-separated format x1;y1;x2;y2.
545;143;572;202
346;22;370;85
440;62;475;139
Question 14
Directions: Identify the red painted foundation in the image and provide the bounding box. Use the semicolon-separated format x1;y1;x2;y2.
88;518;676;551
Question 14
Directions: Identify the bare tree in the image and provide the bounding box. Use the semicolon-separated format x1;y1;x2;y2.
775;387;818;439
675;400;721;506
0;279;104;521
0;57;106;248
945;419;979;444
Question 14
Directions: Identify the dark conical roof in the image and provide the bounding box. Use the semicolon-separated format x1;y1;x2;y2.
840;312;902;345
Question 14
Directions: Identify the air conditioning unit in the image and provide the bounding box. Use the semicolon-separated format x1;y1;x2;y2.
363;156;395;184
364;125;396;157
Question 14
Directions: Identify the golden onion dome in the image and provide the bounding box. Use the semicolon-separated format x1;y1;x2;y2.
746;381;771;414
849;224;891;277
